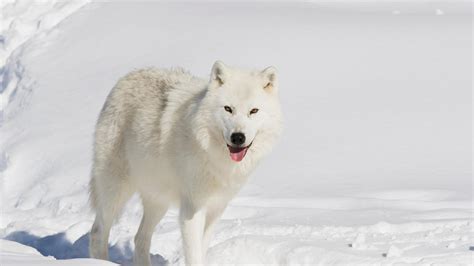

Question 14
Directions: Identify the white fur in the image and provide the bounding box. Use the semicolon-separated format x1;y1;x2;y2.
89;61;282;265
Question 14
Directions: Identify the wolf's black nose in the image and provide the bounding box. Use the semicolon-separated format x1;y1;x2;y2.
231;132;246;146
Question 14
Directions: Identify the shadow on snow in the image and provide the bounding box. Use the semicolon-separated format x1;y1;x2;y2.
4;231;167;265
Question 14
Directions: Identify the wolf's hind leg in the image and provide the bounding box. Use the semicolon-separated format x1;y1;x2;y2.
89;173;133;260
133;197;168;266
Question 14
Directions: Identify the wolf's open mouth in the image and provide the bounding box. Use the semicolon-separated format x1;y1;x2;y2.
227;143;252;162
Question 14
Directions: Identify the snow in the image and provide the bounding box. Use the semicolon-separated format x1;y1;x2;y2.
0;239;115;265
0;0;90;113
0;1;472;265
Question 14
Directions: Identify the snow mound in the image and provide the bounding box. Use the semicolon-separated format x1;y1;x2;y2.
205;220;472;265
0;0;90;120
0;239;115;265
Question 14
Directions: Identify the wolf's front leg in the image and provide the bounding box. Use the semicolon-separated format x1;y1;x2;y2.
202;202;227;261
179;199;206;265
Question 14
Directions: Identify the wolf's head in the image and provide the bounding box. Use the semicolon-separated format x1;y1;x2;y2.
197;61;282;164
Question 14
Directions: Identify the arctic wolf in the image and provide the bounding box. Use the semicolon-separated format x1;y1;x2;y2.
89;61;282;265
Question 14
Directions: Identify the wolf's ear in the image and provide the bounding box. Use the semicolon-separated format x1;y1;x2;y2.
210;61;228;87
261;66;277;92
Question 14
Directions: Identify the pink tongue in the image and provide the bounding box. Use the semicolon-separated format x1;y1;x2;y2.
230;148;247;162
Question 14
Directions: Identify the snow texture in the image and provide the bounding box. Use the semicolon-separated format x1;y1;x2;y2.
0;1;472;265
0;239;115;265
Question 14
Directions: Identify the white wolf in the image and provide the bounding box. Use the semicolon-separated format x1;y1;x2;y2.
89;61;282;265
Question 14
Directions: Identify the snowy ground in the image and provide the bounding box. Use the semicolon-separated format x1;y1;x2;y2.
0;1;472;265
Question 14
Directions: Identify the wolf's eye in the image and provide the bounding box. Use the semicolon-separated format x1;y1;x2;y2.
250;108;259;115
224;106;233;114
